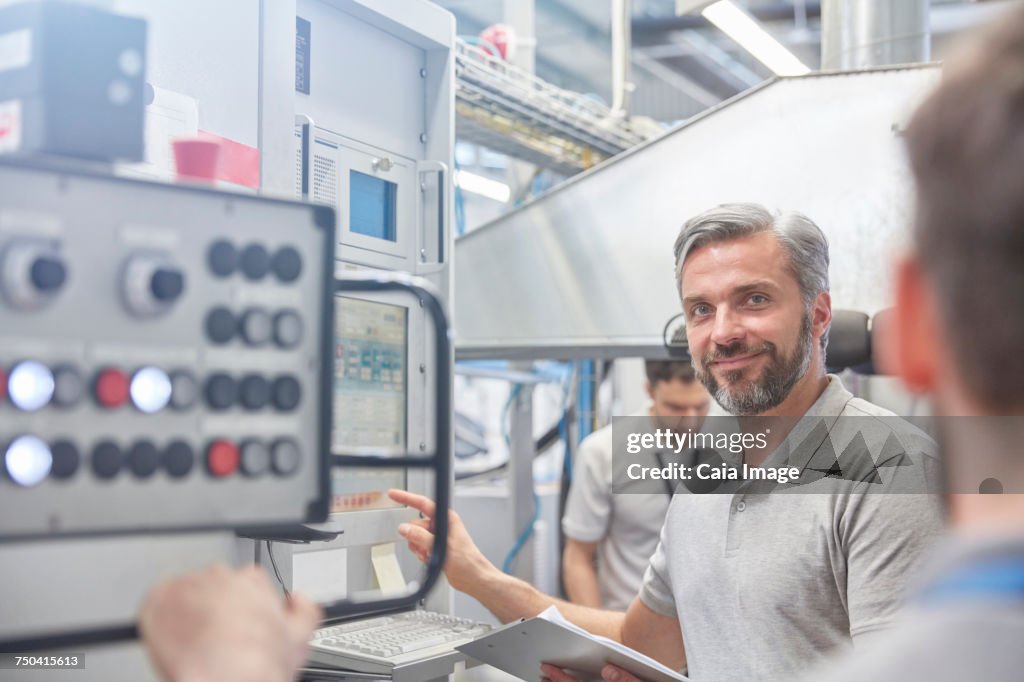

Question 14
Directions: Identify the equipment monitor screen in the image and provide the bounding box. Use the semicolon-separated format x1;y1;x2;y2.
331;296;407;512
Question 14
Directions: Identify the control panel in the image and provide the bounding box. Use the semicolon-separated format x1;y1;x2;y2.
0;159;334;540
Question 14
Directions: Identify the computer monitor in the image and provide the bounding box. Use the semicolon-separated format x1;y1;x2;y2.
331;295;408;513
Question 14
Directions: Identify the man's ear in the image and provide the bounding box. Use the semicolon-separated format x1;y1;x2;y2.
882;255;940;393
812;291;832;344
644;381;654;402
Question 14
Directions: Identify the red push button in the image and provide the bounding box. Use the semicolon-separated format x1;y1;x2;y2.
207;440;239;478
95;368;130;408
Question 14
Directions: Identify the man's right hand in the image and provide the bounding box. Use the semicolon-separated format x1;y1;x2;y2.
139;564;321;682
388;489;498;594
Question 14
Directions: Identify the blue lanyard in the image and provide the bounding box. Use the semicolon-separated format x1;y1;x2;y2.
919;557;1024;606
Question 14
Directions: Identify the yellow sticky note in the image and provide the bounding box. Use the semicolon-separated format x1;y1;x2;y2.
371;542;406;595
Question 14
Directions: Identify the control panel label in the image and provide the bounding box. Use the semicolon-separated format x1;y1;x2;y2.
0;99;22;154
296;17;311;95
0;29;31;74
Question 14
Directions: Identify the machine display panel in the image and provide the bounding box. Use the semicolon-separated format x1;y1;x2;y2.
349;170;397;242
331;296;407;512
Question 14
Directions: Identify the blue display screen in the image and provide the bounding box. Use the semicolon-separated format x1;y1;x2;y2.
349;170;397;242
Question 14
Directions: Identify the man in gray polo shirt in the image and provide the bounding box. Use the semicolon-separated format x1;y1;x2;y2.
391;204;942;681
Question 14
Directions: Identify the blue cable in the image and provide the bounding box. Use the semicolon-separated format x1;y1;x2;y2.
503;487;541;574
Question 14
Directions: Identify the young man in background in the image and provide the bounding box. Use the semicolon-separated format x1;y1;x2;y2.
562;360;710;609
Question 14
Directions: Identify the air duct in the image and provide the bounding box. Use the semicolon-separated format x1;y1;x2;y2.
821;0;930;70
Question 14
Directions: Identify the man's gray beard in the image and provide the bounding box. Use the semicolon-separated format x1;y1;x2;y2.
697;314;813;416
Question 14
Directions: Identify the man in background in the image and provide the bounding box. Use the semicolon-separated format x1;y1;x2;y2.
562;360;710;609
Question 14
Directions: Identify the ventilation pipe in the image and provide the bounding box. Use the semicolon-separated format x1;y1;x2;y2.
821;0;930;70
611;0;634;116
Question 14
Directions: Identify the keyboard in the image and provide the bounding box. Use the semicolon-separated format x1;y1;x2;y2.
307;610;492;677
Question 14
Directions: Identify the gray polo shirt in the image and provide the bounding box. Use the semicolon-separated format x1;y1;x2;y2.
563;410;675;610
804;533;1024;682
638;375;943;681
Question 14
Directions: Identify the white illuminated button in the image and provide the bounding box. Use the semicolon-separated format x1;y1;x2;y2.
8;361;55;411
130;367;173;414
5;435;53;487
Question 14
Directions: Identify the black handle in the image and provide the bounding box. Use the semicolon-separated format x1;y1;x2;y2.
323;272;452;619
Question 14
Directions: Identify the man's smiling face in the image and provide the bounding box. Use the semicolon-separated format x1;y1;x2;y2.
681;231;814;415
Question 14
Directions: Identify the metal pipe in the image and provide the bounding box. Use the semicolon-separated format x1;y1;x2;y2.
821;0;930;70
611;0;633;116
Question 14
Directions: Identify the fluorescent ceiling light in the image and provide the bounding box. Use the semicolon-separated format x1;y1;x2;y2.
455;170;511;203
701;1;810;77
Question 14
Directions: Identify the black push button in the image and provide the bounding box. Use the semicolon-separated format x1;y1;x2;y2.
50;440;80;479
239;439;270;477
30;256;67;292
208;240;238;278
273;310;304;349
240;308;272;346
271;438;301;476
151;268;185;302
271;246;302;283
205;307;236;345
271;376;301;411
128;440;161;478
205;373;237;410
240;244;270;281
164;440;194;478
92;441;123;480
239;374;270;411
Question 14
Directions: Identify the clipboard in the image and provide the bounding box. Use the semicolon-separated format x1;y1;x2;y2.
456;615;689;682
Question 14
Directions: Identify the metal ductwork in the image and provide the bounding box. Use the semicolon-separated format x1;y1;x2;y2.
453;66;941;361
822;0;930;70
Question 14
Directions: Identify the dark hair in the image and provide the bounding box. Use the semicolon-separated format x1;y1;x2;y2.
645;360;696;386
905;5;1024;407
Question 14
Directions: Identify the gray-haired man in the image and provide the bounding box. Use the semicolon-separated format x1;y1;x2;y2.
393;203;943;681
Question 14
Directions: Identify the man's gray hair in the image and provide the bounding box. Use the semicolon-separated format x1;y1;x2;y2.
673;203;831;347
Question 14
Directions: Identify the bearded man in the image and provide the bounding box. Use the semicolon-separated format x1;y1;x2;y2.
392;204;943;682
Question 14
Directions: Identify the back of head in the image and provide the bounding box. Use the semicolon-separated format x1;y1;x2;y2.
906;5;1024;408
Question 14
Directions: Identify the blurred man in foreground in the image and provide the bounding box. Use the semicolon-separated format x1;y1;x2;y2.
805;5;1024;680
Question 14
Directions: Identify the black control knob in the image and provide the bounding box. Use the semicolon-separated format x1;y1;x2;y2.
205;307;236;345
240;244;270;280
239;374;270;411
205;373;237;411
122;253;185;317
208;240;238;278
50;440;80;479
163;440;195;478
128;440;160;479
271;375;302;412
271;246;302;283
92;441;123;480
1;240;67;311
151;268;185;302
30;256;67;292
